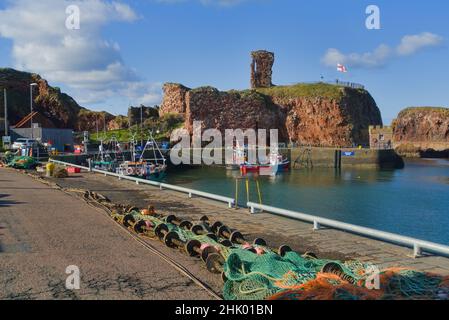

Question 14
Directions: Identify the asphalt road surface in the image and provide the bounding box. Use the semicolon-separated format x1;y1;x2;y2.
0;168;217;300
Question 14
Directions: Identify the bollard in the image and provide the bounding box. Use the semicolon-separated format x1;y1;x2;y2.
46;162;55;177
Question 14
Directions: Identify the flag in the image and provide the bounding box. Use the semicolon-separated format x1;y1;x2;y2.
337;63;348;73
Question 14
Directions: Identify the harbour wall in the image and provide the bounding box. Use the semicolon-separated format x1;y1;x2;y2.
186;147;404;169
52;147;404;170
289;147;404;169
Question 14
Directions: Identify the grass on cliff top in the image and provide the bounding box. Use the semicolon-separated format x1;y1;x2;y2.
90;113;184;142
254;82;350;100
185;82;366;101
398;106;449;117
90;127;171;142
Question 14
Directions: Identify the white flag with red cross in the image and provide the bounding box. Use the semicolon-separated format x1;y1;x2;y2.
337;63;348;73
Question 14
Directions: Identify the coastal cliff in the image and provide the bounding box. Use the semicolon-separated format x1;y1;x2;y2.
0;68;124;132
393;107;449;157
257;84;382;146
160;82;382;147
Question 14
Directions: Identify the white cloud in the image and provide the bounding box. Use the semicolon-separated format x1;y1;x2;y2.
0;0;159;113
322;32;444;69
396;32;444;56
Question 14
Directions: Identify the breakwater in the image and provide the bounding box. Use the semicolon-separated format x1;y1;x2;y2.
53;146;404;169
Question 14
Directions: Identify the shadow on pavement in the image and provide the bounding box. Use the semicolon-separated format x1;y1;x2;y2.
0;194;23;207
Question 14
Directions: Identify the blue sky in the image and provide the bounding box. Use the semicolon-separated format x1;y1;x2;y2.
0;0;448;124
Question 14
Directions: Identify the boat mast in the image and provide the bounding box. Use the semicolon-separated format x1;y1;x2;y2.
151;130;166;165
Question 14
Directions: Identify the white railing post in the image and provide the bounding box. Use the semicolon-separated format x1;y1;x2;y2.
313;220;321;231
414;244;423;258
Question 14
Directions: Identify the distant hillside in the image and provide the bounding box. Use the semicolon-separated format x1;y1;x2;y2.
0;68;119;132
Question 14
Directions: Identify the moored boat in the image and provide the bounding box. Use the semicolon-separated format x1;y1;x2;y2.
240;151;289;176
116;133;167;181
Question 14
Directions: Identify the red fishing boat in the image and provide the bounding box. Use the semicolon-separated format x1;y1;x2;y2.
240;151;290;176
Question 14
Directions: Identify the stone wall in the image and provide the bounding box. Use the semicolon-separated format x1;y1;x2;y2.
290;147;403;169
159;83;190;117
185;87;287;140
369;125;393;150
250;50;274;89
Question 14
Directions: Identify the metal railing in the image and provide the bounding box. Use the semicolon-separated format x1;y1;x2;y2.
49;159;449;258
50;159;88;170
49;159;235;208
297;80;365;90
247;202;449;258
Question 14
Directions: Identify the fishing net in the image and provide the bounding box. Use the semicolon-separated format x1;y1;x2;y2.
222;250;372;300
7;156;37;169
109;210;449;301
269;269;449;300
220;248;449;300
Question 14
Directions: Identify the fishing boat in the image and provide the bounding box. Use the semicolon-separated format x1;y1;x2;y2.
116;132;167;181
240;150;289;176
92;137;122;172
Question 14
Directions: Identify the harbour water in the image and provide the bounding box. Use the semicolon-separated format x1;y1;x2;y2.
166;159;449;245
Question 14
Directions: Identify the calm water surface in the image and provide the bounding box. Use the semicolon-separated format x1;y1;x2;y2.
165;159;449;244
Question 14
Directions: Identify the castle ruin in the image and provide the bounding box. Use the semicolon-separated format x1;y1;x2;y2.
250;50;274;89
369;125;393;150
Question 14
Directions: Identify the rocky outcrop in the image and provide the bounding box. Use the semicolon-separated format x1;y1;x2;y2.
0;68;82;129
260;84;382;146
76;110;116;132
392;107;449;156
251;50;274;89
159;82;382;146
0;68;128;132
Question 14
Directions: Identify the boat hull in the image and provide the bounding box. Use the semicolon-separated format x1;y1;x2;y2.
240;161;290;175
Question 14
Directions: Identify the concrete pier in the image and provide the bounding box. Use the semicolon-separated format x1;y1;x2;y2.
42;169;449;276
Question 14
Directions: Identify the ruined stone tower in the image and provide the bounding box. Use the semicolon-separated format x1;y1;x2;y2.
250;50;274;89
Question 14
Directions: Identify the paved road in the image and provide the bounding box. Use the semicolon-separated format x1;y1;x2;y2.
0;168;216;300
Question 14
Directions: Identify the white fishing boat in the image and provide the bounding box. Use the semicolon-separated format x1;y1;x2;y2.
116;132;167;181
